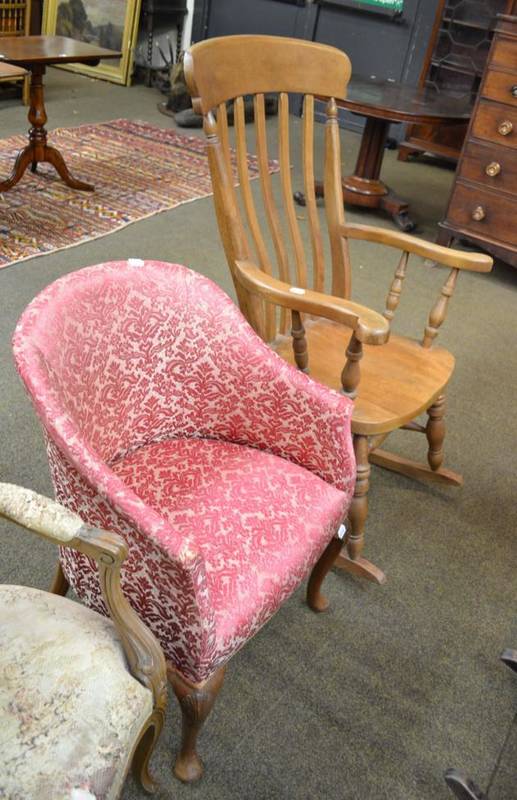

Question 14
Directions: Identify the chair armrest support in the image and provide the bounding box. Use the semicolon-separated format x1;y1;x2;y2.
341;224;493;273
235;259;390;345
0;483;167;710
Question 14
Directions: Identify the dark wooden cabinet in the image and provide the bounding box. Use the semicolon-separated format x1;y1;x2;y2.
139;0;187;84
438;5;517;267
398;0;511;162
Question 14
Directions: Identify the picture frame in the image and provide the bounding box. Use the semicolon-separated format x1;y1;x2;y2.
42;0;142;85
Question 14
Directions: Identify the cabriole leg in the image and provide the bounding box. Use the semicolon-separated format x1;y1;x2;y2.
307;532;345;612
169;665;226;783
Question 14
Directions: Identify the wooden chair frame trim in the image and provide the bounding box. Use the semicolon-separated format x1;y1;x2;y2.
0;483;167;790
234;258;389;345
341;224;493;272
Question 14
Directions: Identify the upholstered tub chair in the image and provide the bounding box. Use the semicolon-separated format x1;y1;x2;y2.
0;483;167;800
13;259;357;783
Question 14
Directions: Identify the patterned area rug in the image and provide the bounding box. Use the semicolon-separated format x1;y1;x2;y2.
0;119;273;269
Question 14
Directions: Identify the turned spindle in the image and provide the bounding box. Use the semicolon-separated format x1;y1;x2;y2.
291;309;309;372
422;268;459;348
341;331;363;399
383;250;409;322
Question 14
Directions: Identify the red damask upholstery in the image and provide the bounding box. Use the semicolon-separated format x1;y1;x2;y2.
13;260;355;686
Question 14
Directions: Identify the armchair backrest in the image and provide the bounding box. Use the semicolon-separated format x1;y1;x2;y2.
13;260;266;467
185;35;494;354
184;35;353;343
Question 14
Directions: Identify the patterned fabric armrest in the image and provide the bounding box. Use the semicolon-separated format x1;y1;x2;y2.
203;324;356;493
0;483;84;543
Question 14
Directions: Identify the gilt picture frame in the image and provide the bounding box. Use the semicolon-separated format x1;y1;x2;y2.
42;0;142;85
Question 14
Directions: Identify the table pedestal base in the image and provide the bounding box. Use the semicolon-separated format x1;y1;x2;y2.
0;64;94;193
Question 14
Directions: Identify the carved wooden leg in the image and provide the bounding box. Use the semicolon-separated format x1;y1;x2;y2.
426;394;446;471
334;435;386;584
132;712;164;793
444;768;487;800
307;532;345;612
169;665;226;783
49;560;69;596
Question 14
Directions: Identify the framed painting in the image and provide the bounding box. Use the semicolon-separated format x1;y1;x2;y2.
42;0;142;84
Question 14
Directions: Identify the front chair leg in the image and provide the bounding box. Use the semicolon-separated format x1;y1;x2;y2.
49;560;69;596
169;665;226;783
132;711;165;793
426;394;446;471
334;435;386;584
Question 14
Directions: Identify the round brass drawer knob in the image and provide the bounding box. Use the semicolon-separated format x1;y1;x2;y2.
472;206;486;222
485;161;501;177
498;120;513;136
511;85;517;98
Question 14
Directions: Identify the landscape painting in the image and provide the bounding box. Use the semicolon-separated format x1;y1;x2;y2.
42;0;141;84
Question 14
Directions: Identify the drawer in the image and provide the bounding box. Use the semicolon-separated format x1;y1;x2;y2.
446;183;517;247
490;37;517;72
472;100;517;149
482;69;517;107
459;140;517;195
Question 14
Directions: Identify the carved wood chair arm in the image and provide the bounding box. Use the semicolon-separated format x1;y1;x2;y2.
340;224;493;272
235;259;389;345
0;483;167;709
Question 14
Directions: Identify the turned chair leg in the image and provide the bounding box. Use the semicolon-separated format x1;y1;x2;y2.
169;665;226;783
49;560;70;596
426;394;446;471
348;435;370;561
333;434;386;584
132;712;164;793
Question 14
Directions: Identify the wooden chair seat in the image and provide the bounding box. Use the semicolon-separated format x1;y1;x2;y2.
275;319;455;435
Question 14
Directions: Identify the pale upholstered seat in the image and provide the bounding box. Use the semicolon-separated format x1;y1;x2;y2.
0;484;167;800
0;586;152;800
13;259;356;782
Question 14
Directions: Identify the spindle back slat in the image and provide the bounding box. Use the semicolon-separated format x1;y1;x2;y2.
278;92;308;292
302;94;325;294
234;95;276;341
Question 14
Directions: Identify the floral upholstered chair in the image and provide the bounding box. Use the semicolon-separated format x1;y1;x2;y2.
13;260;356;782
0;483;167;800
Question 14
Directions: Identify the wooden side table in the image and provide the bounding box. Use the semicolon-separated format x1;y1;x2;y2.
296;77;471;231
0;36;120;192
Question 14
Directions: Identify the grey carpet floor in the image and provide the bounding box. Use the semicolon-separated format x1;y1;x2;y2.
1;70;516;800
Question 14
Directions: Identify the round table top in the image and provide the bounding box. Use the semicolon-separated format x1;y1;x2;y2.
339;76;473;124
0;35;121;66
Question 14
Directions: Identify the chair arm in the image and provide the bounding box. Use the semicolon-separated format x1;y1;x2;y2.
0;482;167;708
235;259;389;345
0;482;93;546
341;224;493;273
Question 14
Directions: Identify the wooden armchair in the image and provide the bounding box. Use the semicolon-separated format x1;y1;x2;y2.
0;483;167;799
184;34;494;586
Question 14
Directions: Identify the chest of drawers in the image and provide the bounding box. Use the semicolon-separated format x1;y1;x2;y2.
438;10;517;268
